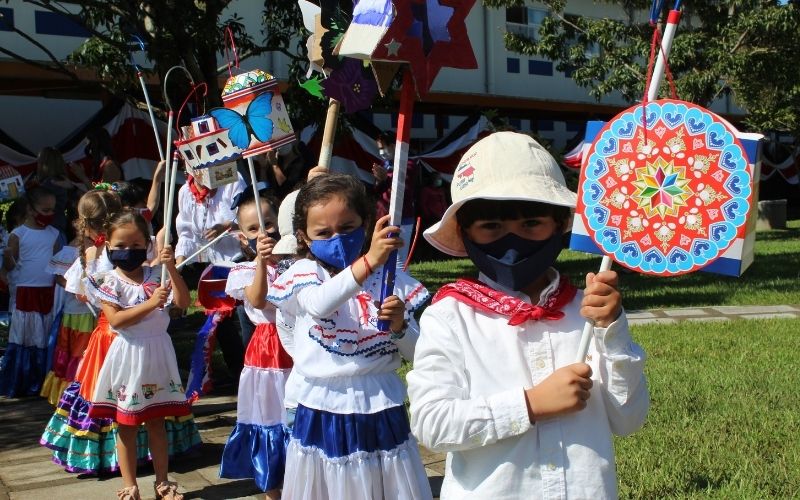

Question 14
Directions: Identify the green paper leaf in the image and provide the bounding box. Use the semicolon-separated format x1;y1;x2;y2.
300;76;325;99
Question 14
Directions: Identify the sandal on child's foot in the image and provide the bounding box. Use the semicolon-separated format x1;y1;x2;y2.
117;485;141;500
154;480;184;500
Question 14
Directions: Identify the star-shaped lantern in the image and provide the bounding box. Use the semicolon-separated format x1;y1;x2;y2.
338;0;477;96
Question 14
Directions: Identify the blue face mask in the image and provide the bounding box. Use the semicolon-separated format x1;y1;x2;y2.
462;231;564;291
310;227;366;270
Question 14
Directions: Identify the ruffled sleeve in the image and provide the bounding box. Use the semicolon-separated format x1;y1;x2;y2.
266;259;325;316
362;266;430;314
84;271;124;307
64;258;86;295
46;246;79;276
225;262;256;301
174;186;196;259
394;269;430;313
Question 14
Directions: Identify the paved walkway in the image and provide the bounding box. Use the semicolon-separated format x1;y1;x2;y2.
1;305;798;500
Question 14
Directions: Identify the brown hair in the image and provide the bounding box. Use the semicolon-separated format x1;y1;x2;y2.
292;173;373;258
77;189;123;272
105;209;152;244
37;147;67;181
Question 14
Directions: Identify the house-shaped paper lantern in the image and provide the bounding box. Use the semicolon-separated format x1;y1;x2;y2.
174;115;243;189
0;166;25;201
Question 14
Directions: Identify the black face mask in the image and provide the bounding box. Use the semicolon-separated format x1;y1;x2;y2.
107;248;149;272
462;231;564;291
247;231;281;253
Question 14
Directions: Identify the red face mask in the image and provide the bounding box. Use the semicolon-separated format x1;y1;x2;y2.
34;211;55;227
137;208;153;222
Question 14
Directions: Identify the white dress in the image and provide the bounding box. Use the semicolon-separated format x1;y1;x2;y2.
219;261;293;491
268;258;432;500
0;225;59;397
85;267;190;425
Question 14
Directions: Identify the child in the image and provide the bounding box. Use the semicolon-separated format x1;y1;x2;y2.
406;132;649;499
39;220;96;405
175;172;248;382
219;189;293;498
86;209;191;500
0;187;61;397
39;189;200;475
0;199;29;314
268;173;432;499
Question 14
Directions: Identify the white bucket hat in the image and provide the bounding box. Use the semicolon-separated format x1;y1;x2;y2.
273;190;299;255
424;131;577;256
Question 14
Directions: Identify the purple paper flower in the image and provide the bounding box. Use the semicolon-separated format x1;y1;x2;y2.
322;58;378;113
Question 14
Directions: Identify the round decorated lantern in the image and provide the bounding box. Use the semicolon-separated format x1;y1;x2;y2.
575;99;755;276
208;69;296;159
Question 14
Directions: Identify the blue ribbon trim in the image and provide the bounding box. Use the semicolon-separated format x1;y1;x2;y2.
291;404;411;459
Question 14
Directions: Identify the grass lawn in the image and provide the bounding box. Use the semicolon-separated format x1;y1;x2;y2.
617;317;800;498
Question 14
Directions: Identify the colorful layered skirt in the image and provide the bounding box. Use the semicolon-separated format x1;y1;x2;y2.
40;312;95;405
39;313;202;474
220;322;293;491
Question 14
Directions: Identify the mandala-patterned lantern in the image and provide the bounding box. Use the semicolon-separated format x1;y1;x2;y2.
570;99;762;277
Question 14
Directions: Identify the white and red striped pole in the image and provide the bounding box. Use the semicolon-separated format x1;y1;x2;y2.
377;70;414;332
575;5;683;362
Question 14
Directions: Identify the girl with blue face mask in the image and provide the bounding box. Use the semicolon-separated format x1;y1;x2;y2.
267;173;434;500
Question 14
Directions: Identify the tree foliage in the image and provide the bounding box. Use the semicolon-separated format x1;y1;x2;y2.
6;0;323;127
484;0;800;138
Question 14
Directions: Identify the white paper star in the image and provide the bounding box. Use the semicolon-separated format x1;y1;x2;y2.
384;39;401;57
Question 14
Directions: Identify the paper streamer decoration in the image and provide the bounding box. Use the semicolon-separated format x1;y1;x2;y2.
570;99;762;277
185;264;236;398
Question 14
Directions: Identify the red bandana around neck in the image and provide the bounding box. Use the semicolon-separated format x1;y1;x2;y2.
432;275;578;326
187;176;217;204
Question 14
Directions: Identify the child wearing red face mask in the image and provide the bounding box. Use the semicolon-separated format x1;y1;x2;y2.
0;187;62;397
407;132;649;500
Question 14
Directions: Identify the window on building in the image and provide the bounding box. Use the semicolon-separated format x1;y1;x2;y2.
206;143;220;156
528;60;553;76
34;10;89;37
506;57;520;73
197;120;210;134
183;149;194;160
505;7;548;41
0;8;14;31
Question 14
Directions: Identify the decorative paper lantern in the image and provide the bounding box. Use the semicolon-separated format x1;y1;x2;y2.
209;69;296;159
570;99;762;277
196;264;235;311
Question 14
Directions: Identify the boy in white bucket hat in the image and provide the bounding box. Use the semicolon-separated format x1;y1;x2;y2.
407;132;649;499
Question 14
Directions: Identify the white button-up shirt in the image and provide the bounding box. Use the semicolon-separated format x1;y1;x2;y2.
407;270;649;500
174;174;246;263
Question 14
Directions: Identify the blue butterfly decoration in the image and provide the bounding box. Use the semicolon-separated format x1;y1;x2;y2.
208;92;274;150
